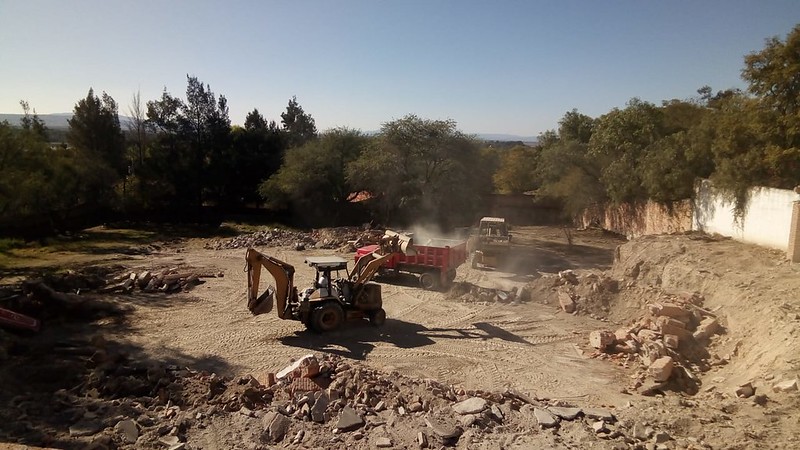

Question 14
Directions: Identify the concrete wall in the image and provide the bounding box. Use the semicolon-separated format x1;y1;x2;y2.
693;180;800;251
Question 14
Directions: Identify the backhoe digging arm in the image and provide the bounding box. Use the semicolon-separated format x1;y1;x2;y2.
245;248;298;319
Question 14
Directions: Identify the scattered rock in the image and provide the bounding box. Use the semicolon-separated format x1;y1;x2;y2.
425;417;462;439
69;420;102;437
649;356;674;382
277;354;320;379
336;406;364;431
311;392;329;423
376;437;393;447
590;330;616;350
582;408;615;422
558;290;577;313
533;407;559;428
417;430;428;448
114;419;138;444
547;406;582;420
773;379;799;393
592;420;607;433
452;397;488;415
735;382;755;398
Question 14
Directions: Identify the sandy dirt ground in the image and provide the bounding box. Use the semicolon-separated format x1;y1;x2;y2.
2;225;800;449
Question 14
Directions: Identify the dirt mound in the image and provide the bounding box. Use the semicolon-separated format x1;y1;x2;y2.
204;226;384;251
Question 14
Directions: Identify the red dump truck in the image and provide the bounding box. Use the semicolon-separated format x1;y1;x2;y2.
355;237;467;290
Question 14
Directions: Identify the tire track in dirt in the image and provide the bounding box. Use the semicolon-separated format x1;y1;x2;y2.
114;243;627;402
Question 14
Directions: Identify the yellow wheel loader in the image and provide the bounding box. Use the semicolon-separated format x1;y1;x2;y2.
245;231;413;332
469;217;511;269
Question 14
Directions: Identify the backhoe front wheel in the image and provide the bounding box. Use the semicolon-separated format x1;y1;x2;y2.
311;302;344;333
368;308;386;326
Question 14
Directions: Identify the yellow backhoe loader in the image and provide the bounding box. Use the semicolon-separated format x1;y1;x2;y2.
245;230;413;332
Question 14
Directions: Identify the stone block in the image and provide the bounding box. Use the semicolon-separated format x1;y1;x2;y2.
648;356;674;382
693;317;720;340
663;334;679;349
558;290;576;313
773;378;799;393
589;330;616;350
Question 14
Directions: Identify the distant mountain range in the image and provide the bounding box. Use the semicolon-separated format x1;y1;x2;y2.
0;112;74;128
0;113;538;144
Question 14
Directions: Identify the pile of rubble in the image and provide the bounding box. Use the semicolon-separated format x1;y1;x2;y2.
100;268;217;294
3;345;698;450
447;282;530;305
587;292;723;394
204;226;385;252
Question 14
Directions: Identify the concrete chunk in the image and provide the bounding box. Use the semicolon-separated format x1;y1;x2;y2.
533;407;559;428
773;379;799;393
336;406;364;431
425;417;462;439
693;317;721;340
558;290;576;313
547;406;582;420
589;330;616;350
582;408;615;422
114;419;139;444
452;397;488;415
277;354;319;379
649;356;674;382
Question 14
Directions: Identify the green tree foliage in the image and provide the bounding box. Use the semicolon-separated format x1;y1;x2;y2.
493;145;539;194
281;96;317;148
1;110;102;228
67;89;126;207
535;110;604;216
260;128;367;224
19;100;48;140
589;99;664;204
68;89;126;176
140;77;232;210
228;111;284;206
345;115;492;226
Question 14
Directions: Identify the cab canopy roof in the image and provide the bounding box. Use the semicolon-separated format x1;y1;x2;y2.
304;256;349;271
480;217;506;223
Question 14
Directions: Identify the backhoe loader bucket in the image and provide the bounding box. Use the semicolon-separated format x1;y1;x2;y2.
381;230;414;255
248;285;275;315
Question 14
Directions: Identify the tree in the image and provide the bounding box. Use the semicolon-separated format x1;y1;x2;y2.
742;24;800;158
535;110;604;217
558;109;594;144
345;115;492;226
259;128;367;224
493;145;539;194
127;90;148;170
68;89;126;176
281;96;317;148
244;108;268;131
19;100;48;140
589;99;664;203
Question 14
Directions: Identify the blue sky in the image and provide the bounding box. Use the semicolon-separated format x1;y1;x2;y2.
1;1;798;136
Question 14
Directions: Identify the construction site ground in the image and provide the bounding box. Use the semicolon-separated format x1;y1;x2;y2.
1;225;799;450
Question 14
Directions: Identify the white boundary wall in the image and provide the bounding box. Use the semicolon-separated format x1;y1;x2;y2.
693;180;800;251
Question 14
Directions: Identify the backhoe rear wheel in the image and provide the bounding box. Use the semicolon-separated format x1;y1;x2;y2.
311;302;344;333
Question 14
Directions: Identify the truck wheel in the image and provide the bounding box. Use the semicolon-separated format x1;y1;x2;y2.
368;308;386;326
311;302;344;333
419;272;439;290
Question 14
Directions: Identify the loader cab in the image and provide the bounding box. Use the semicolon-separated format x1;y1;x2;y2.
304;256;350;297
478;217;509;238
